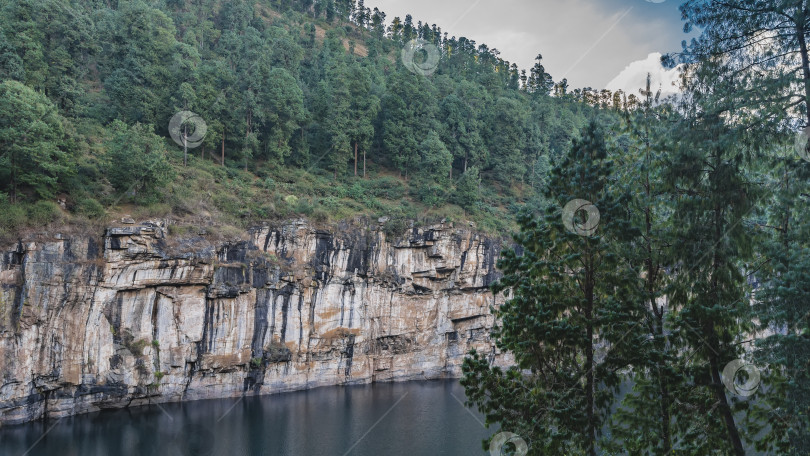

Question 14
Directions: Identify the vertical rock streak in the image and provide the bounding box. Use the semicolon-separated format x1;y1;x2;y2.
0;220;510;424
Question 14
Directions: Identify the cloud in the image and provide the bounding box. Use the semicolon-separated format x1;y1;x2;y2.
605;52;683;98
366;0;686;90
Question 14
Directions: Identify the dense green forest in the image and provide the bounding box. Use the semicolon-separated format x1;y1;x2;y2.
1;0;809;455
0;0;619;240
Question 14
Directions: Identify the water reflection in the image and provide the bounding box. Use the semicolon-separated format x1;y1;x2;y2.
1;380;494;456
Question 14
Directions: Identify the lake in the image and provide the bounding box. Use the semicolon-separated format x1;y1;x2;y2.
1;380;496;456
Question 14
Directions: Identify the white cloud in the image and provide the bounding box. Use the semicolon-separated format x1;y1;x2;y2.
606;52;683;98
366;0;685;90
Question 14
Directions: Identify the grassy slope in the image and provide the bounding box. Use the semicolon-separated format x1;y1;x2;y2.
0;3;525;245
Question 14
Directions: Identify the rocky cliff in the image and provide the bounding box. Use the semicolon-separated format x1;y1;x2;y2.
0;219;508;425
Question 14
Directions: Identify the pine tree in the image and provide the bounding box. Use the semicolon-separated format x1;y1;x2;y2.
675;3;810;453
675;0;810;128
438;94;485;177
606;75;681;455
0;80;73;201
462;121;637;455
313;54;352;177
263;67;308;164
345;63;379;177
662;101;759;456
752;140;810;455
528;54;553;95
413;130;452;206
381;71;437;178
484;97;528;185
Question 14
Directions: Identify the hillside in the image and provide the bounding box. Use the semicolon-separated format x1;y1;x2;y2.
0;0;604;243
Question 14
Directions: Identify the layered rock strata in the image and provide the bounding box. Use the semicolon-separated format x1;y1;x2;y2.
0;220;508;424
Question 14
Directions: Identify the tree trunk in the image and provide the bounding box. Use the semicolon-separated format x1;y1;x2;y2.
710;347;746;456
657;329;672;454
354;142;358;176
797;19;810;126
363;149;367;178
585;252;596;456
585;302;596;456
709;207;746;456
643;128;672;454
10;150;16;203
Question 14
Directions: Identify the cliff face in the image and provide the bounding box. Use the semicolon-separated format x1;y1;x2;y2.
0;220;507;425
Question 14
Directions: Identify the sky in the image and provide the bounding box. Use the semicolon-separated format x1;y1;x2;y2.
366;0;689;96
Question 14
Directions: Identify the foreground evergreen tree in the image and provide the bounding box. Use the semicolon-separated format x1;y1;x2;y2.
750;132;810;455
462;122;638;455
605;78;682;455
676;2;810;452
752;147;810;455
675;0;810;128
662;92;760;455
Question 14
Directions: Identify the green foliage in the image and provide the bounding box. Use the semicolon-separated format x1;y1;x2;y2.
127;338;150;357
0;0;96;113
484;97;529;184
0;2;802;454
452;167;481;210
412;131;452;206
381;71;439;177
97;0;181;125
463;122;638;456
103;120;174;203
0;0;597;237
29;201;62;226
260;67;308;163
0;80;73;200
76;198;106;219
675;3;810;453
0;200;28;240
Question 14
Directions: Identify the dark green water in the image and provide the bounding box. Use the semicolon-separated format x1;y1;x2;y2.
1;380;496;456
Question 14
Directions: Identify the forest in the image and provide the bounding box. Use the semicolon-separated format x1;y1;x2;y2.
0;0;615;239
0;0;808;455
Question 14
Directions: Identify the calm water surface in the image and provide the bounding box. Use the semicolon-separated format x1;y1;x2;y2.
1;380;496;456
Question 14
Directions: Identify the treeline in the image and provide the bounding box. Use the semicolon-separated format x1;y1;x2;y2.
0;0;602;218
